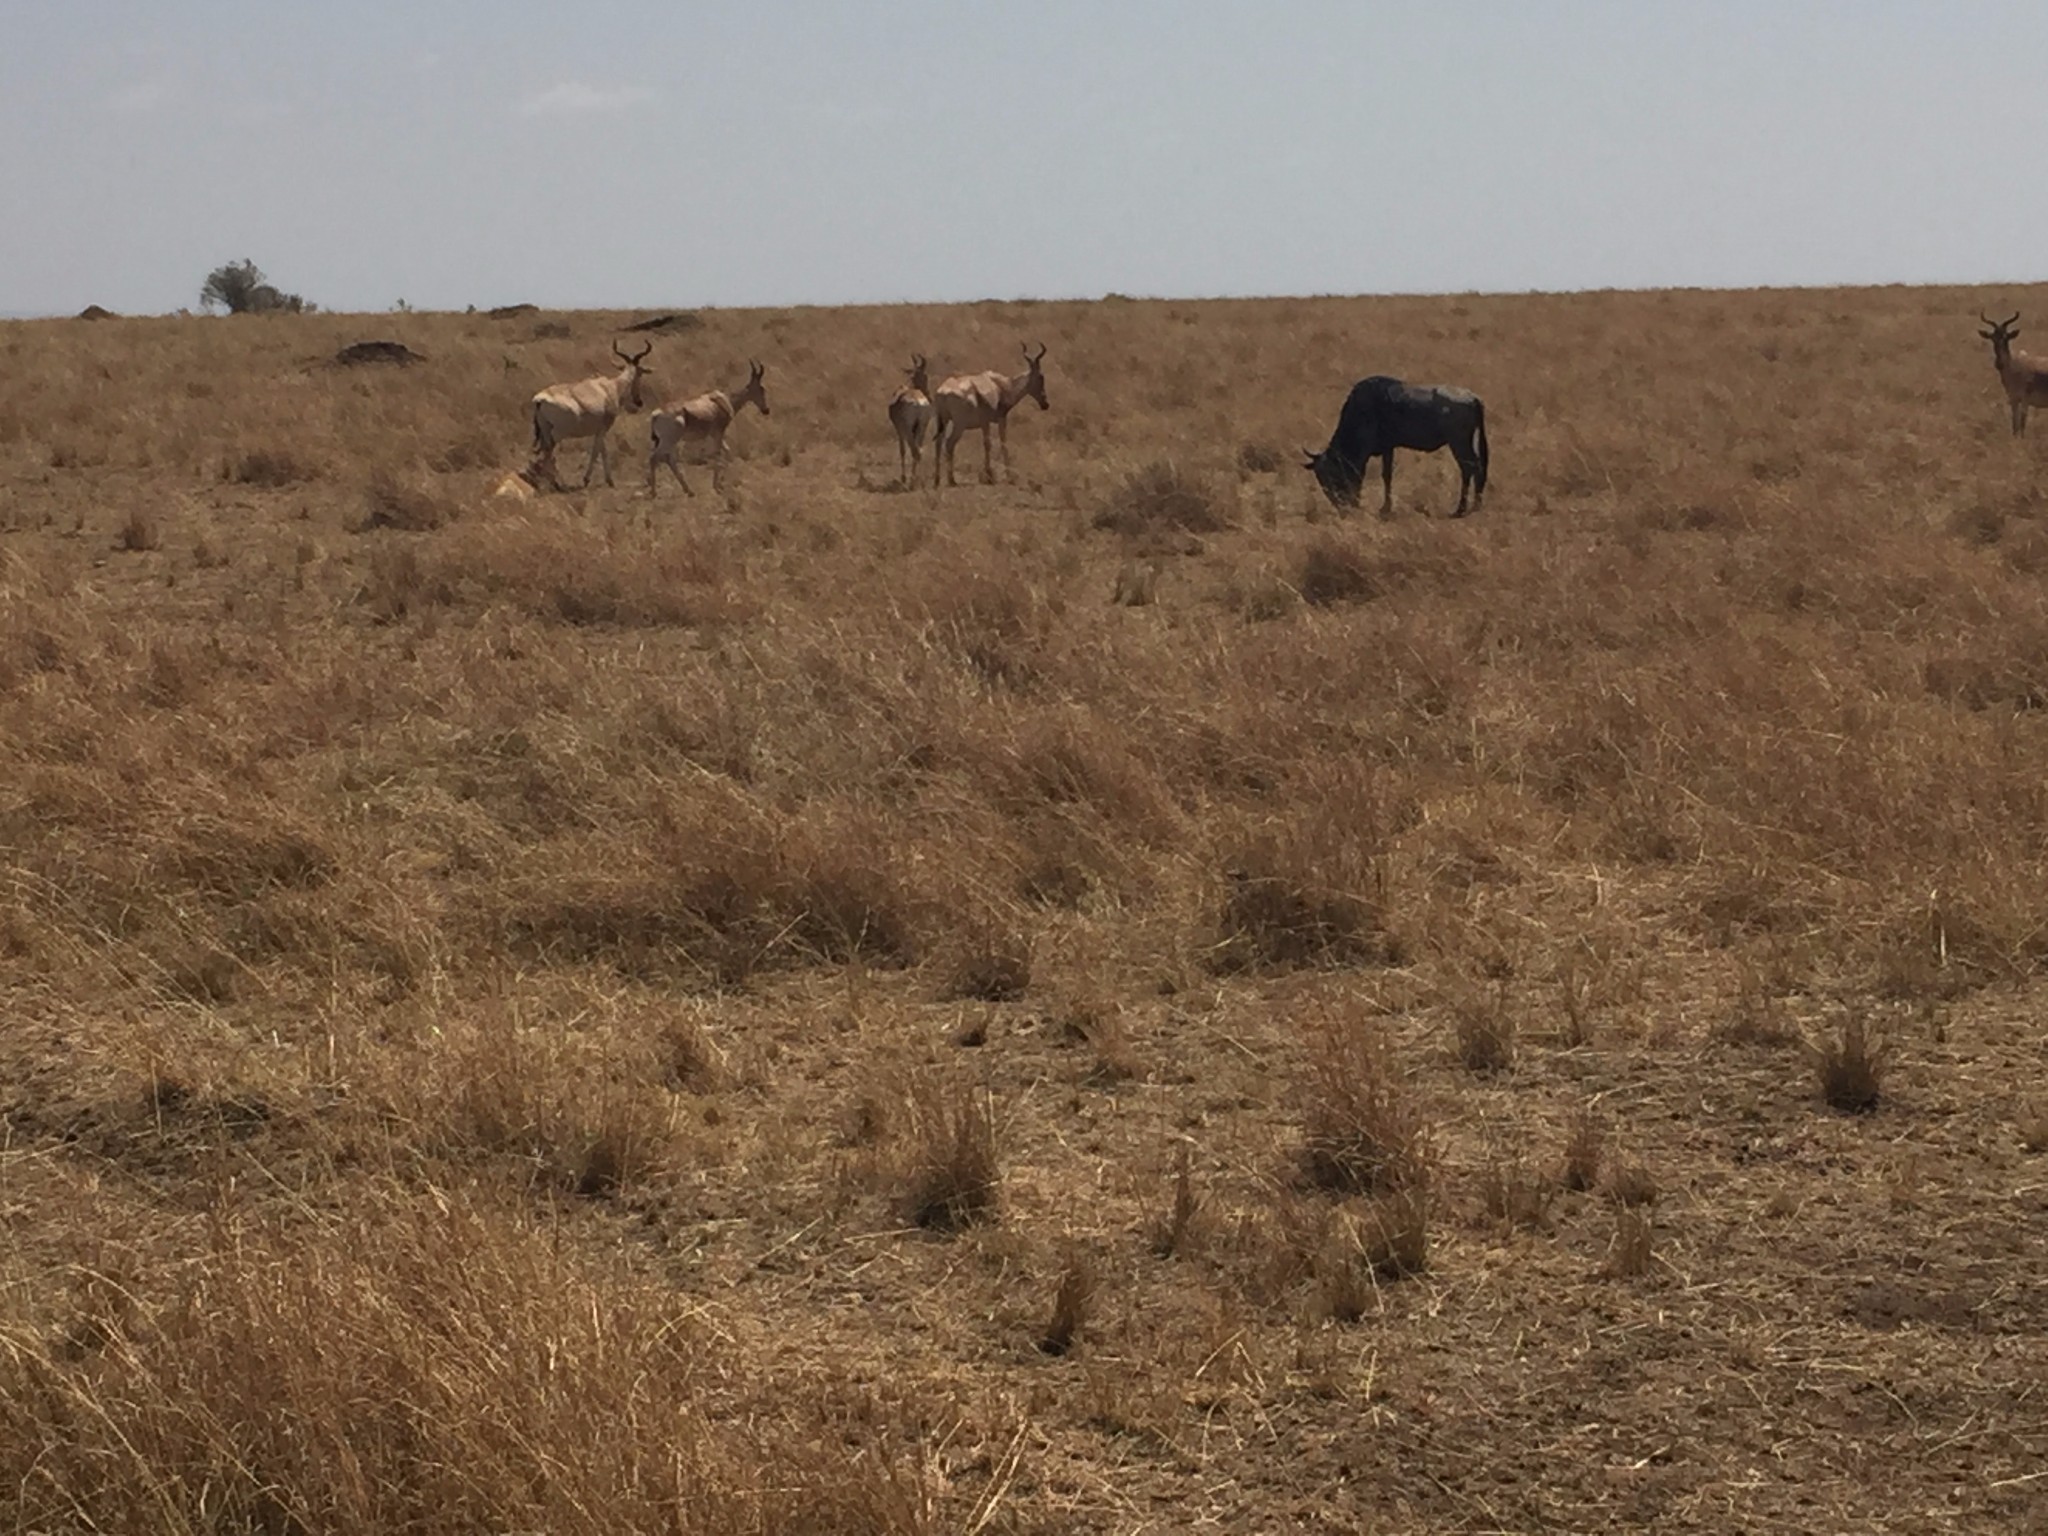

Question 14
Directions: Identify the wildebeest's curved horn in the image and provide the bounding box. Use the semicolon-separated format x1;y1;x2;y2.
1301;447;1319;467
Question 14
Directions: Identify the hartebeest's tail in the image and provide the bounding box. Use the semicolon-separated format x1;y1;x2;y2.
532;401;549;455
1472;398;1490;495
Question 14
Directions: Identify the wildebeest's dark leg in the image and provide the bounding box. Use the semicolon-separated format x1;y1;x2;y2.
1379;450;1395;519
1451;448;1473;517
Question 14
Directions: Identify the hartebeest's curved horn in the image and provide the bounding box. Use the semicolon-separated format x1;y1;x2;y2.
749;358;765;378
614;339;653;366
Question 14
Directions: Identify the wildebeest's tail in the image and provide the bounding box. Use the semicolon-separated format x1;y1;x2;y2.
1473;398;1490;495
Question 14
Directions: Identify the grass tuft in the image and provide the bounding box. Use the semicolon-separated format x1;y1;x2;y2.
1814;1014;1890;1113
1297;1012;1432;1197
900;1077;1000;1232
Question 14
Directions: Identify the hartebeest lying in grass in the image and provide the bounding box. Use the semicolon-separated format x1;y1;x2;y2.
530;341;654;489
647;360;770;495
1980;313;2048;437
1303;375;1489;518
888;354;934;487
932;344;1049;489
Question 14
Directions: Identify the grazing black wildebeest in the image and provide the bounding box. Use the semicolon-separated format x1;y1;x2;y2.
1302;375;1489;517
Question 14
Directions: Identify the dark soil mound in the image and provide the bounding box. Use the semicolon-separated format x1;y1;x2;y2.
334;340;424;367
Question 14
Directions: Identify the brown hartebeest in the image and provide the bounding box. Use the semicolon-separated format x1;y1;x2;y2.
647;360;770;495
1980;312;2048;437
931;344;1049;489
887;354;934;487
530;341;654;489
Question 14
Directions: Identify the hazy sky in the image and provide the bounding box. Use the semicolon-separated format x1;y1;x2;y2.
4;1;2044;315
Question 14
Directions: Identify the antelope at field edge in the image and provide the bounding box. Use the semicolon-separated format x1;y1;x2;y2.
888;354;935;487
530;341;654;489
1980;312;2048;437
648;361;770;495
932;344;1049;489
1303;375;1489;518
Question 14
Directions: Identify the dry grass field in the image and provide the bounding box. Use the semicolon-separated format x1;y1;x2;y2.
3;284;2047;1533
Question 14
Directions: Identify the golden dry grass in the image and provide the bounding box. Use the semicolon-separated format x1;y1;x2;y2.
4;285;2048;1531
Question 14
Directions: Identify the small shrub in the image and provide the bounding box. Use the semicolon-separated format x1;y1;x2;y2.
1237;441;1284;474
1112;559;1160;607
1093;460;1231;538
1606;1206;1654;1278
1560;1107;1606;1192
656;1014;728;1094
916;563;1047;690
1479;1157;1556;1232
1451;982;1516;1075
1298;1014;1431;1196
2018;1103;2048;1154
1606;1160;1659;1208
226;448;318;488
1072;1002;1140;1085
900;1078;999;1231
1320;1191;1432;1317
1214;834;1403;973
943;917;1033;1002
1814;1015;1889;1113
1038;1250;1095;1356
357;470;455;532
357;544;450;623
1299;535;1379;605
116;505;162;552
1152;1144;1203;1258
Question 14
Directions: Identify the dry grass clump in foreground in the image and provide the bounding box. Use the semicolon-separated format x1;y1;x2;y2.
1813;1013;1892;1113
0;1188;936;1536
1296;1009;1433;1197
898;1074;1001;1230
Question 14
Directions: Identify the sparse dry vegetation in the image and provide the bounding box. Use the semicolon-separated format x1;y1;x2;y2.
1815;1013;1892;1113
4;288;2048;1531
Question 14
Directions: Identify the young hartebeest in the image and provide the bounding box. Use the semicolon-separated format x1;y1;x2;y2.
887;354;934;487
931;344;1049;489
647;360;770;495
530;341;654;489
1980;312;2048;437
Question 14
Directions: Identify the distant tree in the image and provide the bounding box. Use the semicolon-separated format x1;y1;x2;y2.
201;259;308;315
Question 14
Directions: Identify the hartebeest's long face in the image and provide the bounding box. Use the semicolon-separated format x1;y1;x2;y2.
735;360;770;417
1020;343;1049;411
1981;311;2022;367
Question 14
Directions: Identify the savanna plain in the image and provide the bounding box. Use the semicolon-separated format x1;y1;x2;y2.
2;285;2047;1534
